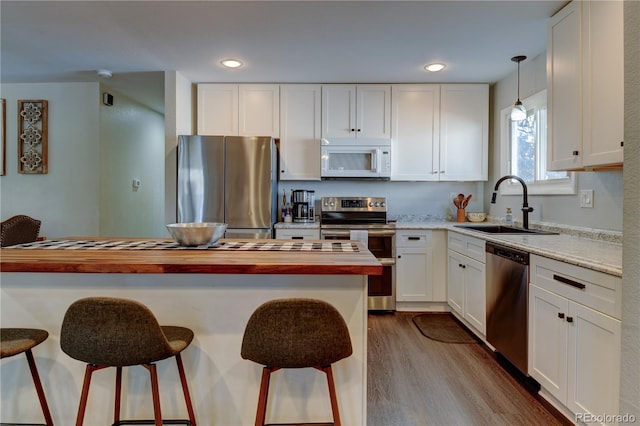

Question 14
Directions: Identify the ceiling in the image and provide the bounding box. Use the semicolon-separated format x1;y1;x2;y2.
1;0;567;113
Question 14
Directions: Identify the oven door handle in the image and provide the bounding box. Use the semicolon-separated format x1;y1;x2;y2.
321;229;396;237
378;258;396;267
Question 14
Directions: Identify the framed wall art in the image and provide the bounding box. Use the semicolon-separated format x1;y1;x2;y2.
0;99;5;176
18;99;48;174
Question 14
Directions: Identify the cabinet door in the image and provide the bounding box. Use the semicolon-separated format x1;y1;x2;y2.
322;84;356;139
529;284;569;404
547;1;583;170
582;0;624;167
279;85;321;180
439;84;488;181
447;250;465;316
567;301;621;419
463;257;486;335
197;84;238;135
396;247;431;302
356;84;391;139
238;84;280;137
390;85;440;181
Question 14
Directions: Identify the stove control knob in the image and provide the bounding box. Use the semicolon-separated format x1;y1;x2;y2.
381;202;386;207
329;201;335;207
369;201;374;207
375;202;380;207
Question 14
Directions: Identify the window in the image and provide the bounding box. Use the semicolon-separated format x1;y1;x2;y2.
500;90;575;195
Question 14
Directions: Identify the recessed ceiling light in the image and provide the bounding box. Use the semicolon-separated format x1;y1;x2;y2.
424;63;446;72
96;69;112;78
221;59;243;69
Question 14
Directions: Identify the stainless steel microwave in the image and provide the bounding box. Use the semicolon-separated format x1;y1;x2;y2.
320;139;391;179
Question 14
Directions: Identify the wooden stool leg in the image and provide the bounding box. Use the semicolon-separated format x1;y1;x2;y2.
255;367;274;426
24;349;53;426
144;364;163;426
322;365;341;426
175;353;197;426
77;364;101;426
114;366;123;425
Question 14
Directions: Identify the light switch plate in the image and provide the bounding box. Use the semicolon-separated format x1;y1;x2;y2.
580;189;594;208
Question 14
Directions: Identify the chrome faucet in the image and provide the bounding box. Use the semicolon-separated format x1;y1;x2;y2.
491;175;534;229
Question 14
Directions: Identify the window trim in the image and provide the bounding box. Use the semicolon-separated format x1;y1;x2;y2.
499;90;576;196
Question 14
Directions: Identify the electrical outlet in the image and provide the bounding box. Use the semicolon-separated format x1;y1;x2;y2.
580;189;594;208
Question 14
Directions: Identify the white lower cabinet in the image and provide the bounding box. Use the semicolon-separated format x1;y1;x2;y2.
447;232;486;336
275;227;320;240
395;230;446;303
529;255;621;425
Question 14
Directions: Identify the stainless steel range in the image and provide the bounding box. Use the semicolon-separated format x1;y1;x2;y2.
320;197;395;312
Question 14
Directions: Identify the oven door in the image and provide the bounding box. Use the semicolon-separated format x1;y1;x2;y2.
321;229;396;311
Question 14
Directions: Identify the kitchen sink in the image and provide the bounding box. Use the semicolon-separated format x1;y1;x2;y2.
454;225;558;235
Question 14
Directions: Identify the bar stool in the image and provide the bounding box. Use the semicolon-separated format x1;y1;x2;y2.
241;298;353;426
60;297;197;426
0;328;54;426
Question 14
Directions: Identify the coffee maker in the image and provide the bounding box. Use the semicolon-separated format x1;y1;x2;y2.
292;190;315;223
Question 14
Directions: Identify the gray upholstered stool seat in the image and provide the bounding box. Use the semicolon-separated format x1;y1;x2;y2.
1;328;54;426
60;297;196;426
241;298;353;426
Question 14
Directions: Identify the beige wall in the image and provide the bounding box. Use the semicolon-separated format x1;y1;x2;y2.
0;83;100;237
621;0;639;418
99;84;165;238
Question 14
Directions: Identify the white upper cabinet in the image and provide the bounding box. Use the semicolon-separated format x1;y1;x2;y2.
439;84;489;181
547;0;623;170
279;84;322;181
321;84;391;139
391;85;440;181
197;84;239;135
391;84;488;181
197;84;280;137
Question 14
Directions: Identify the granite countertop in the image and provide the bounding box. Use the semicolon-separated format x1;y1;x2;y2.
393;217;622;277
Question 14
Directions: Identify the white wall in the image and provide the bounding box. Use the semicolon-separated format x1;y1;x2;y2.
0;83;100;238
164;71;194;227
489;53;624;231
621;0;639;418
99;84;165;238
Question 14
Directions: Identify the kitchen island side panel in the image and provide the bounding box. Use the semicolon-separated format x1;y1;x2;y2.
0;273;367;426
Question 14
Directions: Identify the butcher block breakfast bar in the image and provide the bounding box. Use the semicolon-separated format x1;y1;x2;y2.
0;238;381;426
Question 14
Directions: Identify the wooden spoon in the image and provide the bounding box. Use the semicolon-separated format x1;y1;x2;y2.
462;194;472;208
453;197;460;208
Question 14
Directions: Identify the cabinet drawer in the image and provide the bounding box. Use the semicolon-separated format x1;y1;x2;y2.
530;255;621;319
275;228;320;240
448;231;485;264
396;231;429;248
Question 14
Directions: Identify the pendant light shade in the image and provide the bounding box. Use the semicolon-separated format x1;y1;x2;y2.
510;55;527;121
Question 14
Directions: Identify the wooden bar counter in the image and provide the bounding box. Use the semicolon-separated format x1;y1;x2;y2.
0;238;380;426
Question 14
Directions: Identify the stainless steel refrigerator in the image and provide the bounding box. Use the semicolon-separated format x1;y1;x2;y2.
177;135;278;239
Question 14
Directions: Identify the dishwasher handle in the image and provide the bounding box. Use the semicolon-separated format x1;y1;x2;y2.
486;243;529;265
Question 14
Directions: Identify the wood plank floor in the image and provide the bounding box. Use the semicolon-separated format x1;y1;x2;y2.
367;312;564;426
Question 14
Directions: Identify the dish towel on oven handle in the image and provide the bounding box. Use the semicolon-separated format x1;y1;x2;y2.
349;230;368;248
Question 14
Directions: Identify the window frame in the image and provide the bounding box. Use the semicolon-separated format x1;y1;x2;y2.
499;90;576;196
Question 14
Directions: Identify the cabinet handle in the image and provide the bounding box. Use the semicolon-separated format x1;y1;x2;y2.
408;236;421;241
558;312;565;319
350;128;356;132
397;255;402;259
357;129;362;132
431;171;438;174
291;236;304;240
572;150;579;156
621;141;624;147
440;170;445;173
458;263;466;268
553;274;586;290
566;316;574;323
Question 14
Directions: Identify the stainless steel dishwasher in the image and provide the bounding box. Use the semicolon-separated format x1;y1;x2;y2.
486;242;529;375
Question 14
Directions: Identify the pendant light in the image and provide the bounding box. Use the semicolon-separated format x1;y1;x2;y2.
510;55;527;121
